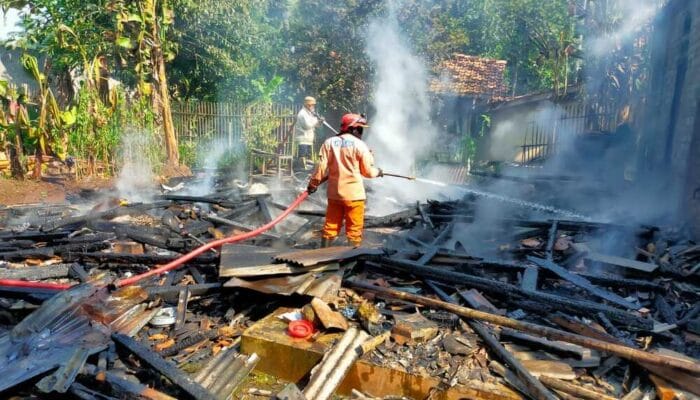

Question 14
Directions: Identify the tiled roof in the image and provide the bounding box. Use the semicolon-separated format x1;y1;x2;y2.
430;54;508;98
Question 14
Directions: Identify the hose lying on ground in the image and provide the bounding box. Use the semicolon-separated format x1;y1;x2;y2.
0;191;310;291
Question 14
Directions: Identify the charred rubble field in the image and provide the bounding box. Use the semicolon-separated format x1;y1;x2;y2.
0;175;699;400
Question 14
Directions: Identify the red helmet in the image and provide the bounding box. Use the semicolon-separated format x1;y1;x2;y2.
340;113;369;133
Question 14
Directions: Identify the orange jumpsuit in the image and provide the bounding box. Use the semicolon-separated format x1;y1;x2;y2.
309;133;380;245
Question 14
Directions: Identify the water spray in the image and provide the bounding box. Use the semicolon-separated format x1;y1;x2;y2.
389;175;591;221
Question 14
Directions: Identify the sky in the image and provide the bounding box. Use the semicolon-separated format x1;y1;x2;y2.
0;8;22;40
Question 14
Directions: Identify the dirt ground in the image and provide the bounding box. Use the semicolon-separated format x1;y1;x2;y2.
0;176;114;206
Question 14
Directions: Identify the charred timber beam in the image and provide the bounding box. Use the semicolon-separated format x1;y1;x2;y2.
42;202;170;232
426;280;558;400
66;252;218;265
365;207;419;227
574;272;664;291
654;296;678;324
527;256;640;310
347;280;700;375
111;333;217;400
146;283;222;302
182;220;215;237
0;264;70;280
69;264;90;282
507;219;657;234
545;221;558;261
202;214;280;240
0;239;36;250
86;222;184;252
678;303;700;327
257;198;277;232
160;194;261;209
55;233;117;244
372;258;652;330
0;230;71;242
0;241;110;261
81;364;177;400
221;203;261;221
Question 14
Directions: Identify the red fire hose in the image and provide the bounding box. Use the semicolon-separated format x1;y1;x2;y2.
0;191;310;292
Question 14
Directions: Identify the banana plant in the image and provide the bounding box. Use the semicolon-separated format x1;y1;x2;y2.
21;54;76;178
113;0;180;166
0;80;28;178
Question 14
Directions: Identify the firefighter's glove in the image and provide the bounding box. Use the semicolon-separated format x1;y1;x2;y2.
307;184;318;194
377;168;384;177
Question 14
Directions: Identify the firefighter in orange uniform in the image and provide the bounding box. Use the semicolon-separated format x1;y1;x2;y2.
307;113;383;247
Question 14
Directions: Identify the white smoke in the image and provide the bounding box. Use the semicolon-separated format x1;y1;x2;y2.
589;0;661;56
365;2;442;211
183;137;234;196
115;129;157;202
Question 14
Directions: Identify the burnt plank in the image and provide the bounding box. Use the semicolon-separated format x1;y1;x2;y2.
203;214;280;240
69;252;218;265
188;266;206;284
0;264;70;280
654;296;677;324
175;288;190;331
428;280;563;400
527;257;639;310
111;333;217;400
521;266;539;292
373;258;652;330
146;283;222;302
545;221;558;261
0;242;111;261
69;264;90;282
256;198;277;232
574;272;663;291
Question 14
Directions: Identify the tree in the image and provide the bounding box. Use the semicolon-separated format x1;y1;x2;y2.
168;0;285;102
110;0;180;167
476;0;577;95
5;0;182;168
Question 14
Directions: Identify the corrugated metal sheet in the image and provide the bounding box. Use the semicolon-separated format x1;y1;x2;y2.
224;271;341;298
274;246;384;267
220;244;287;268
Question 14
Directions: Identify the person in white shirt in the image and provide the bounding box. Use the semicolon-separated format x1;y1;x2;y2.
295;96;322;169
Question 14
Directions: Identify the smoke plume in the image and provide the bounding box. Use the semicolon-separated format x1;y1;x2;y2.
115;129;156;202
364;2;442;212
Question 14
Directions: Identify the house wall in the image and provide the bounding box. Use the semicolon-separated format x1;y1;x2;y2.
485;92;584;163
638;0;700;237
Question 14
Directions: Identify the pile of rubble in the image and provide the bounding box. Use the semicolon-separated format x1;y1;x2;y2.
0;177;699;400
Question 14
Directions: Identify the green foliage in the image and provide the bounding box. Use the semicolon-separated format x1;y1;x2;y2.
167;0;285;102
69;84;159;174
178;140;198;168
242;101;282;154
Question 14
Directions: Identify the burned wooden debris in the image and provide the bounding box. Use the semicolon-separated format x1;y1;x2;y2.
0;180;699;399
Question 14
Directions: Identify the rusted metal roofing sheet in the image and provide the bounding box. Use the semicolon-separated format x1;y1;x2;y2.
273;246;384;267
220;244;286;268
224;271;341;298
